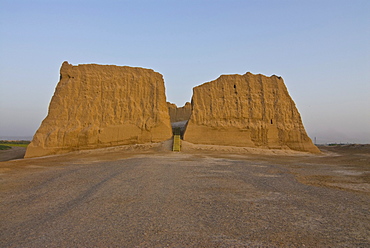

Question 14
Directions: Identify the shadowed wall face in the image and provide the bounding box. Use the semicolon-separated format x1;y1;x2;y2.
167;102;192;139
25;62;172;158
184;72;320;153
167;102;192;123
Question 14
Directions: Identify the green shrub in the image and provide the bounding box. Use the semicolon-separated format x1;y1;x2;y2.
0;145;12;150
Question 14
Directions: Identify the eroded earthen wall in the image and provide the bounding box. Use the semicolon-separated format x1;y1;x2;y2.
184;72;320;153
167;102;192;123
25;62;172;158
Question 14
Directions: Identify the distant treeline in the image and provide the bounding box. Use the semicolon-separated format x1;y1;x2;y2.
0;140;31;144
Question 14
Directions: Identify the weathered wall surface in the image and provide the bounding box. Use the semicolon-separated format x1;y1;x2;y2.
167;102;192;123
25;62;172;158
184;72;320;153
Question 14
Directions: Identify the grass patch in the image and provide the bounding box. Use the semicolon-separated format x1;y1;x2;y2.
0;143;29;147
0;145;12;150
0;140;30;148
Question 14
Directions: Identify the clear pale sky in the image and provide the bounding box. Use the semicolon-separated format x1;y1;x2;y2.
0;0;369;144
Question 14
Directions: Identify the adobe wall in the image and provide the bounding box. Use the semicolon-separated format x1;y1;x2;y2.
184;72;320;153
167;102;192;123
25;62;172;158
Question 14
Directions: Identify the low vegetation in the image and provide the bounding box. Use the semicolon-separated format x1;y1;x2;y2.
0;140;30;148
0;145;12;150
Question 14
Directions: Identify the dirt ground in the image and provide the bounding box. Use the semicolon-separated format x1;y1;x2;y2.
0;146;27;162
0;143;369;247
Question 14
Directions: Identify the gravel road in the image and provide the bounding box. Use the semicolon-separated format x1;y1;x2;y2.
1;146;369;247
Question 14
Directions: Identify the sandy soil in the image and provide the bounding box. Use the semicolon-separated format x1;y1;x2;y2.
0;142;369;247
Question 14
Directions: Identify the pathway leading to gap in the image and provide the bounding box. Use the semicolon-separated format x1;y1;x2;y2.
172;135;181;151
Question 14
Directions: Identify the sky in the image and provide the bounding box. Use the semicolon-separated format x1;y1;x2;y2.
0;0;369;144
